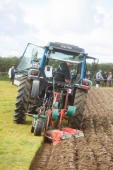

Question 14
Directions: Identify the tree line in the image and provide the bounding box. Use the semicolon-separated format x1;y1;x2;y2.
87;63;113;78
0;56;113;77
0;56;21;72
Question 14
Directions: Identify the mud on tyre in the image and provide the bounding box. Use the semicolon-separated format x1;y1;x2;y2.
69;88;88;129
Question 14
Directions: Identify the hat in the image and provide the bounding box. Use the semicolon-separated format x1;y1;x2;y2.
99;70;102;72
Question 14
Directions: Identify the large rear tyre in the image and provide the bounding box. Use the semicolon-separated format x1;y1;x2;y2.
34;119;44;136
13;76;32;124
69;89;88;129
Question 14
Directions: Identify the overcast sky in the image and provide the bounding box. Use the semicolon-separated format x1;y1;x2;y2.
0;0;113;63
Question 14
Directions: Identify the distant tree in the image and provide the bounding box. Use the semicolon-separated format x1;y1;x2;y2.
0;56;113;77
0;56;20;72
86;62;113;78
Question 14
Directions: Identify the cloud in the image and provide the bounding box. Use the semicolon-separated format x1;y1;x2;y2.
0;0;113;63
0;0;40;56
0;0;38;36
44;0;105;35
23;0;105;35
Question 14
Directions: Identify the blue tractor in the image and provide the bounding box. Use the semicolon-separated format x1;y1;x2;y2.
13;42;98;136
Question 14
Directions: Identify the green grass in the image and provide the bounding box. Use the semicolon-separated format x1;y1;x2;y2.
0;81;43;170
0;81;112;170
0;76;9;81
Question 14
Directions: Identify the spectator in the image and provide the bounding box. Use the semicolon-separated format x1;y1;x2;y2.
8;65;15;85
85;71;92;81
70;69;77;83
102;71;108;86
96;70;103;87
107;72;112;87
55;62;73;83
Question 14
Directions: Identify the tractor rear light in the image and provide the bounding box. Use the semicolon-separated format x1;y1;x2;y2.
31;71;38;76
82;82;89;86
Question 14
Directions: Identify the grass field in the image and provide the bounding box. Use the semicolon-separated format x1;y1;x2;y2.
0;81;112;170
0;81;43;170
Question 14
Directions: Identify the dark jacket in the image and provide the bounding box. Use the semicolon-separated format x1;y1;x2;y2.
85;73;92;80
103;73;108;80
55;62;70;82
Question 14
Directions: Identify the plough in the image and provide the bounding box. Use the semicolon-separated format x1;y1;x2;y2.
30;83;84;145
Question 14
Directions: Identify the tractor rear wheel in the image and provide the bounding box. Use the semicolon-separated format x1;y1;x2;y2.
13;75;32;124
34;119;44;136
69;89;88;129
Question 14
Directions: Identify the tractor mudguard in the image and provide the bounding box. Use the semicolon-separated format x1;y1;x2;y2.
31;80;40;98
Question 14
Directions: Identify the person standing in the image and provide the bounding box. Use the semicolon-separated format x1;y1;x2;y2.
85;71;92;81
107;72;112;87
102;71;108;86
8;65;15;85
96;70;103;87
70;69;77;83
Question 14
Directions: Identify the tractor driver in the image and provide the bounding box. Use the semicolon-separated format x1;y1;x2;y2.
55;62;73;83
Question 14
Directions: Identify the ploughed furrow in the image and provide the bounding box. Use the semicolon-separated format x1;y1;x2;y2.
46;138;76;170
29;143;53;170
30;88;113;170
74;137;97;170
88;89;113;141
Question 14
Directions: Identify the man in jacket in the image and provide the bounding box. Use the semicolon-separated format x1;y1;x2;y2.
102;71;108;86
55;62;73;83
8;65;15;84
96;70;103;87
85;71;92;81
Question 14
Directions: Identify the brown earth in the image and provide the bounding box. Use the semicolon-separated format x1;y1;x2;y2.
29;88;113;170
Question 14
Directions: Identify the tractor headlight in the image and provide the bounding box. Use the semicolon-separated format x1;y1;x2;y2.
31;70;38;76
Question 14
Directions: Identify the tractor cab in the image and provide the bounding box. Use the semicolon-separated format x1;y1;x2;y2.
14;42;98;90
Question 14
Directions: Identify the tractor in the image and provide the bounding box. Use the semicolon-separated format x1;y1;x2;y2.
13;42;98;140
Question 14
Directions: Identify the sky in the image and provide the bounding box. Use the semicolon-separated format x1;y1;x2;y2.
0;0;113;63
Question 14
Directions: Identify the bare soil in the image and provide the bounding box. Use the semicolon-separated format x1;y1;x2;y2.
29;88;113;170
